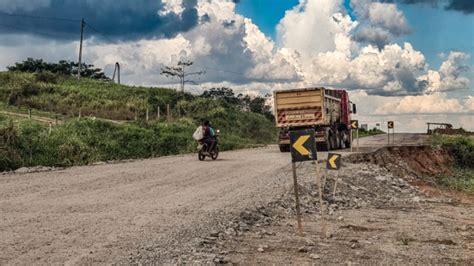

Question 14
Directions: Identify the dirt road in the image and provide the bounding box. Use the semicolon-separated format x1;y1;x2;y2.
0;133;468;264
0;146;297;264
355;133;429;152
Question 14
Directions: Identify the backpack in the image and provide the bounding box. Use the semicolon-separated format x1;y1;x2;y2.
192;126;204;141
209;127;215;137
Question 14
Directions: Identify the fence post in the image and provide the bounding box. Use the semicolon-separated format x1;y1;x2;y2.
28;109;32;119
146;107;149;122
157;106;161;121
167;104;171;122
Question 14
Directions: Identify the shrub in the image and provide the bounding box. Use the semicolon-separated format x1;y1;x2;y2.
35;72;58;84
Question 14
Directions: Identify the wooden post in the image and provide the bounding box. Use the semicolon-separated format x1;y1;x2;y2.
78;109;82;119
55;115;58;125
350;129;353;153
167;104;171;122
333;170;340;197
292;162;304;236
146;107;149;122
356;129;359;152
49;122;52;134
157;106;161;120
388;125;390;146
28;109;32;119
316;161;327;238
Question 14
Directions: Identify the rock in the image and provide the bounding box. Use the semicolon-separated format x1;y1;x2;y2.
225;228;236;236
257;245;265;253
305;239;315;246
213;256;229;264
210;231;220;237
239;223;250;232
15;167;29;174
298;246;309;253
310;253;321;260
412;196;421;202
337;216;344;221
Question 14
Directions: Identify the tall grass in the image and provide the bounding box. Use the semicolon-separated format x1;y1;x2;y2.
0;72;278;171
431;135;474;193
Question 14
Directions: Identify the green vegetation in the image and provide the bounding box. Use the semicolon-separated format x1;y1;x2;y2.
431;135;474;193
431;135;474;168
356;127;385;138
7;58;109;80
0;71;277;171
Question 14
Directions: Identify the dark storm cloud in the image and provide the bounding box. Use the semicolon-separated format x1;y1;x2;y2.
0;0;199;41
353;27;391;49
445;0;474;14
378;0;474;14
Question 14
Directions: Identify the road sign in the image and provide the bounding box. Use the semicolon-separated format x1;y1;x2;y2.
388;121;394;129
290;129;317;162
326;153;342;170
350;120;359;129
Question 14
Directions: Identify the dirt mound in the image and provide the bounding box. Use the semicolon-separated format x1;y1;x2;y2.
346;145;453;179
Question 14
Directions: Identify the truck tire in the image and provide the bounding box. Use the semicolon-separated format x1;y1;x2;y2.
279;144;290;152
345;138;351;148
317;139;330;151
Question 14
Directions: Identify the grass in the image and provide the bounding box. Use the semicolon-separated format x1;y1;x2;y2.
436;168;474;193
355;127;385;139
430;135;474;193
0;71;277;171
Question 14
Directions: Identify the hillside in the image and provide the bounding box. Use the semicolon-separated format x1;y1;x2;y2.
0;72;277;171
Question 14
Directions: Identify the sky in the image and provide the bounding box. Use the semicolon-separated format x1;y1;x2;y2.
0;0;472;132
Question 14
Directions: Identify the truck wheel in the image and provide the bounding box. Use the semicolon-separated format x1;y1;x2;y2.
330;134;338;150
344;139;351;148
279;144;290;152
317;140;330;151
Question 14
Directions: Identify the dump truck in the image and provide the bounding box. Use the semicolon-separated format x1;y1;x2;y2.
274;87;356;152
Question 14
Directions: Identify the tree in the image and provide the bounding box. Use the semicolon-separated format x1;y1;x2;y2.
201;87;240;105
160;60;204;93
7;58;109;80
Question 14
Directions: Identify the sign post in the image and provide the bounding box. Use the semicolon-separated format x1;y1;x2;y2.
289;129;317;236
350;120;359;152
326;153;342;197
387;121;394;145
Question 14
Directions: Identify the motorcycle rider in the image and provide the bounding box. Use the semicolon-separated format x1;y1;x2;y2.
202;120;215;154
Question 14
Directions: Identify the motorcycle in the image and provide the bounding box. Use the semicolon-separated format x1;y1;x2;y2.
198;130;220;161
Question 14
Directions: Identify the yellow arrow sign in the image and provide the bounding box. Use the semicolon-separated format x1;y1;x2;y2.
328;155;339;169
351;121;358;129
293;135;310;156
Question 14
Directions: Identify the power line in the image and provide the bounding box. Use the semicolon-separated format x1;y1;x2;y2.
0;12;80;23
0;23;76;39
84;23;116;44
84;22;138;60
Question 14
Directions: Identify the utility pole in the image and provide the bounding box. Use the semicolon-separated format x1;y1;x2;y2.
77;18;85;79
112;62;121;84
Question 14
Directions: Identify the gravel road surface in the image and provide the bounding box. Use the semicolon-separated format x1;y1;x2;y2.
0;134;428;264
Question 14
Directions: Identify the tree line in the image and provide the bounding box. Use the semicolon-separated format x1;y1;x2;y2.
7;58;109;80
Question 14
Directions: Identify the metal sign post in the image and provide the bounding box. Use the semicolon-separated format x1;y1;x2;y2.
388;121;394;145
350;120;359;152
327;153;342;197
289;129;317;236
